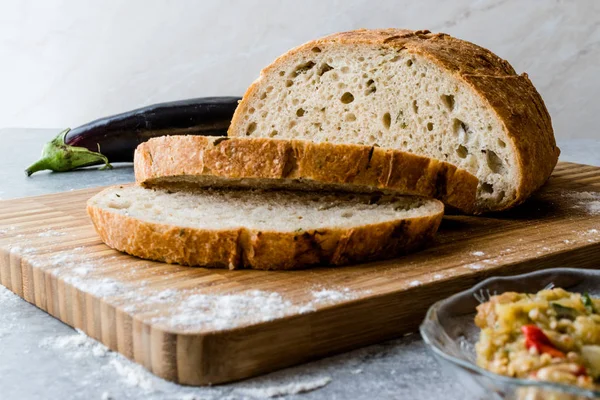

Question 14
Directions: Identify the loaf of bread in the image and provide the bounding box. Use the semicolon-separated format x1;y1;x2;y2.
228;29;560;213
134;135;478;213
87;185;444;270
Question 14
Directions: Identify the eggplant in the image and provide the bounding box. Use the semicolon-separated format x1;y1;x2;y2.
25;96;241;176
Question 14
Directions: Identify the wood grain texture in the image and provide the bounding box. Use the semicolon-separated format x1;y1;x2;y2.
1;162;600;385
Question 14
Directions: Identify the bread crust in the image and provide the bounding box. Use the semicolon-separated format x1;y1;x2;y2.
228;28;559;212
134;135;478;213
87;186;443;270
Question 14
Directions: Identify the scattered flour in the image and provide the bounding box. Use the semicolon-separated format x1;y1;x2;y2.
150;287;365;331
151;290;294;331
432;273;444;280
61;274;126;298
37;328;334;399
9;245;37;255
564;191;600;215
298;288;365;314
409;280;421;287
466;263;484;270
0;284;18;304
28;249;131;299
12;240;368;332
39;329;109;359
109;359;155;392
39;329;162;394
175;395;216;400
0;226;16;233
234;376;332;398
71;265;91;276
37;230;66;238
589;229;599;234
351;369;363;374
470;251;485;256
311;288;354;303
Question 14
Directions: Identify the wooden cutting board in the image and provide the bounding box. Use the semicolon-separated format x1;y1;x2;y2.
1;161;600;385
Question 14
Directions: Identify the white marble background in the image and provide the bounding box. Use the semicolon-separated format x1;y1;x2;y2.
0;0;598;140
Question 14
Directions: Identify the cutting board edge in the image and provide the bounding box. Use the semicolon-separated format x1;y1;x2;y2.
3;239;600;385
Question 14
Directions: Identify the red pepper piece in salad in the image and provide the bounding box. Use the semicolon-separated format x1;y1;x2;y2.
521;324;566;358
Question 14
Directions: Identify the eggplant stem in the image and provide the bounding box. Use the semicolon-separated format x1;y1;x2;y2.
25;129;113;176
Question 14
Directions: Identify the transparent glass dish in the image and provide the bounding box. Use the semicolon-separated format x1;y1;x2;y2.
420;268;600;400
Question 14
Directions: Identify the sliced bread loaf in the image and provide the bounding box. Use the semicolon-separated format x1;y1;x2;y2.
134;135;478;213
228;28;560;213
87;185;443;270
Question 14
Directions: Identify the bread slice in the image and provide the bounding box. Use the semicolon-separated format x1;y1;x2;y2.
87;185;443;270
134;135;478;213
228;29;560;213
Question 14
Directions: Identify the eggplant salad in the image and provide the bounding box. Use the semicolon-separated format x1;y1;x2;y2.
475;288;600;390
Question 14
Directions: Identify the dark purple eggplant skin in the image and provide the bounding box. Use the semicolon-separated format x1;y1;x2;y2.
66;96;241;162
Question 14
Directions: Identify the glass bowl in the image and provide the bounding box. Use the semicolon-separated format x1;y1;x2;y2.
420;268;600;400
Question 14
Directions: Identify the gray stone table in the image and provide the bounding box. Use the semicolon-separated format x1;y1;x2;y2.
0;128;598;400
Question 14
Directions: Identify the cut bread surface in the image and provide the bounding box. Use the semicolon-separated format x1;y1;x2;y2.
135;135;478;213
87;185;443;270
228;29;559;212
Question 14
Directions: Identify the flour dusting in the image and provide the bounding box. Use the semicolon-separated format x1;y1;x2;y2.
39;329;109;359
9;245;37;255
0;284;18;304
235;376;332;398
17;239;367;331
109;359;155;392
37;230;66;238
466;263;484;270
144;286;367;331
470;251;485;256
37;328;333;399
151;290;294;331
297;287;365;313
564;191;600;215
311;288;357;303
8;232;367;335
31;249;130;299
61;275;126;298
39;330;158;392
409;280;421;287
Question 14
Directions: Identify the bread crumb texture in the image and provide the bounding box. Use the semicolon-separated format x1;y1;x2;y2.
87;185;443;270
229;28;559;212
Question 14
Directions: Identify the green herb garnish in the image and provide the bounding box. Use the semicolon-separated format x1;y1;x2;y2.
551;302;579;319
583;292;597;314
